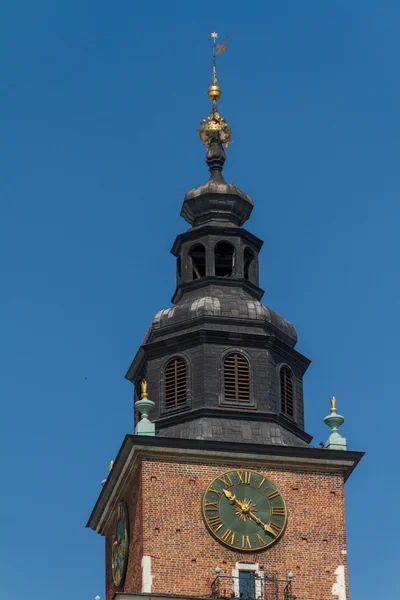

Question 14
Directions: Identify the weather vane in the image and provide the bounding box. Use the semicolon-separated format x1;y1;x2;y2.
198;32;232;148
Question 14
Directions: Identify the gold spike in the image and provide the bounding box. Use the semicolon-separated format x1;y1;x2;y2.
330;396;337;413
109;460;114;472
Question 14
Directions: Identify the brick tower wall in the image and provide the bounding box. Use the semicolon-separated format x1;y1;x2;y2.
106;457;348;600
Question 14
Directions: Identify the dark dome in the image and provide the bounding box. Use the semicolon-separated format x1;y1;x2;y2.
147;286;297;347
181;179;253;227
181;142;253;227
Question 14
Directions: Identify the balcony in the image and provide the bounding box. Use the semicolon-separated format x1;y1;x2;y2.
211;573;296;600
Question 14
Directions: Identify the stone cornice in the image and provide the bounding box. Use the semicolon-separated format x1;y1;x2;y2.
171;277;265;304
171;226;264;256
87;435;364;535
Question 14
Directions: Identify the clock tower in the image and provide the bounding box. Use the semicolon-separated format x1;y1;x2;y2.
87;35;363;600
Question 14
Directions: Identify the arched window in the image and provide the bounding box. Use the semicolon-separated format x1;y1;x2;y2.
188;244;206;279
215;241;235;277
243;248;255;281
223;353;251;403
165;357;187;409
280;366;294;417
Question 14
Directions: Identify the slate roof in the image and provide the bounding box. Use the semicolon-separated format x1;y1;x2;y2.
157;417;311;447
147;286;297;347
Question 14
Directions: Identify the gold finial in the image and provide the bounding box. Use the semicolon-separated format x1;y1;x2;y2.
109;460;114;472
330;396;337;413
199;33;232;148
140;379;148;399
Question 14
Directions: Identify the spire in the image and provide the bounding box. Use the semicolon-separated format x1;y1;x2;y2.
181;33;253;228
198;33;232;153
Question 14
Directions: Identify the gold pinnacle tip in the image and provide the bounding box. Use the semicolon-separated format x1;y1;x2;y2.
109;460;114;472
140;379;148;399
330;397;337;413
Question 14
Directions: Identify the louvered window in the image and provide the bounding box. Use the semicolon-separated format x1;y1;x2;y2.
280;366;294;417
165;358;187;409
223;353;251;403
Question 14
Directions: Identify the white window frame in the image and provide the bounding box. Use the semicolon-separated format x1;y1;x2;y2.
232;562;264;599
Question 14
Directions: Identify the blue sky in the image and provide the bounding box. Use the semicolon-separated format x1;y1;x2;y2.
1;1;399;599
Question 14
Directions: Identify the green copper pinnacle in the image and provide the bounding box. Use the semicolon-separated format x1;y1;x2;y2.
324;396;347;450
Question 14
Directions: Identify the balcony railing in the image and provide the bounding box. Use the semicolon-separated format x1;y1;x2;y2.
211;574;296;600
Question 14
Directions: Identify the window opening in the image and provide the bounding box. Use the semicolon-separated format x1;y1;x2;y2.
224;353;251;403
280;366;294;417
215;241;235;277
188;244;206;279
177;255;182;279
243;248;255;281
165;358;187;409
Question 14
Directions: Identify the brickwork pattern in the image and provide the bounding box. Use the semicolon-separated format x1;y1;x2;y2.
107;457;348;600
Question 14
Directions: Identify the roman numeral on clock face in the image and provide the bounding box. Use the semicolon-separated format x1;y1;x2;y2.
268;522;282;536
241;535;252;549
204;501;219;511
209;486;223;498
221;529;235;544
271;506;285;516
237;470;252;484
217;473;233;488
256;533;265;546
267;490;280;500
208;516;224;532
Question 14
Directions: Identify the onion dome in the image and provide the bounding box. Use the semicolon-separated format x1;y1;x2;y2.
181;142;253;227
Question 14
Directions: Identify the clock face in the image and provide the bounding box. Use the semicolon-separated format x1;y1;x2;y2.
112;501;129;587
202;470;287;552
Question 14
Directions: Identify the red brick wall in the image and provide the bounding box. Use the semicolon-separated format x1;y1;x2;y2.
108;457;348;600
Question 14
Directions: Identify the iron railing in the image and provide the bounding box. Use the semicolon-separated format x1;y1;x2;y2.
211;574;296;600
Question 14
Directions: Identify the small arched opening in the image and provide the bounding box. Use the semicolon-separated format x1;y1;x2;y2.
188;244;206;280
215;241;235;277
243;247;255;281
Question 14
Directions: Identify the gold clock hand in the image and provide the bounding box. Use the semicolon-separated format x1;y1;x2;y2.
248;511;277;538
223;488;245;510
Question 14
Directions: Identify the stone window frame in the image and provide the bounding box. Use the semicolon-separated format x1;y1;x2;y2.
232;562;264;600
277;362;296;420
160;353;192;415
243;245;258;283
218;347;256;409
